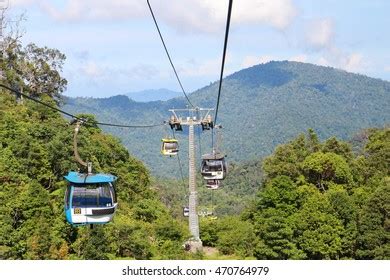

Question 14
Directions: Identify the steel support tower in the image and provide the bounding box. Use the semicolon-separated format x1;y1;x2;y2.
168;108;214;251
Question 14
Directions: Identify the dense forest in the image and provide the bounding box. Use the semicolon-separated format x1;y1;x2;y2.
199;128;389;259
0;36;191;260
154;159;264;219
64;61;390;177
0;94;194;260
0;15;389;260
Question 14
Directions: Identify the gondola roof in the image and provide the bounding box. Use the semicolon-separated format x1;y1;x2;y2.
201;152;225;160
161;138;178;143
64;171;117;184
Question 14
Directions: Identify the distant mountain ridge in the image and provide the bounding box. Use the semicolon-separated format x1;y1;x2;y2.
63;61;390;176
126;88;181;102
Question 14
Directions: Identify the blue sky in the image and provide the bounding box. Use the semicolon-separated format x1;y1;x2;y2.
4;0;390;97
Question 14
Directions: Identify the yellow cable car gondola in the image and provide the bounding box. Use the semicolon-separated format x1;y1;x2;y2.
161;138;179;156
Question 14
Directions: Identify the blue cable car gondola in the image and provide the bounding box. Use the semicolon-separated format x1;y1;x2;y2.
64;171;118;225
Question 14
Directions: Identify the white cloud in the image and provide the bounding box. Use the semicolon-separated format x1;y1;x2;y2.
154;1;221;34
384;66;390;72
326;47;365;72
0;0;9;8
40;0;145;22
80;61;104;78
231;0;297;30
241;55;273;68
317;56;331;67
79;60;159;81
344;53;363;72
21;0;297;33
303;17;366;74
316;51;365;73
9;0;36;7
127;64;159;80
172;0;298;32
305;18;334;49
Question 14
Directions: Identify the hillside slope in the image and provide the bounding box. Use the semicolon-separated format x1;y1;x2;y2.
63;61;390;176
0;92;189;260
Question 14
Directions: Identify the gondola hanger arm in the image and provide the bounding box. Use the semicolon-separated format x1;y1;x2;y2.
73;119;92;174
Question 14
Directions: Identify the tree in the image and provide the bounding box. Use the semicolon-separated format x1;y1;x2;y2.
216;217;257;258
322;136;353;160
244;130;390;260
307;128;321;152
302;152;352;191
107;215;154;260
253;209;305;259
22;43;67;101
356;180;390;259
73;227;110;260
293;189;346;259
250;176;305;259
262;134;308;181
1;31;67;103
364;128;390;178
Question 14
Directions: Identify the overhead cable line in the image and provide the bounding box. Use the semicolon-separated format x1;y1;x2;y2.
214;0;233;126
0;84;77;118
146;0;194;108
0;84;165;128
94;121;164;128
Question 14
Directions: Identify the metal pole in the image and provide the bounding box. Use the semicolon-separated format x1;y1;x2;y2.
188;121;200;239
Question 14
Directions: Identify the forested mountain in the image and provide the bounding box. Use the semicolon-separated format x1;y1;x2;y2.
63;61;390;177
1;22;388;260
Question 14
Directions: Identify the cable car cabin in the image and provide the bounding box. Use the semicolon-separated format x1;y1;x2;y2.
64;171;118;225
198;208;214;217
183;206;189;217
206;179;220;190
161;138;179;156
201;153;227;180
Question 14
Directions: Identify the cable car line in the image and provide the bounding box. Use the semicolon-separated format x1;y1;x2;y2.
198;1;231;190
0;83;78;119
146;0;195;108
213;0;233;126
0;84;165;128
95;121;164;128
